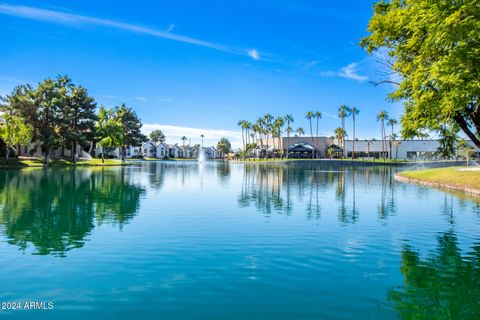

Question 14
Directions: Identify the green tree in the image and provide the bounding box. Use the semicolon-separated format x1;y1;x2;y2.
96;107;123;163
263;114;273;158
181;136;187;157
306;111;315;158
327;146;335;159
387;118;398;159
114;104;147;161
435;125;459;160
377;110;389;161
31;78;64;164
274;116;284;159
216;138;231;158
57;76;97;163
284;114;294;159
237;120;249;156
2;85;36;157
314;111;322;158
334;127;347;150
296;127;305;137
350;107;360;159
457;139;475;165
338;105;351;157
0;113;33;163
361;0;480;148
149;129;166;144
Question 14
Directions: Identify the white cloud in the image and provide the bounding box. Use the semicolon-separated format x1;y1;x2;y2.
0;4;259;60
142;124;242;149
319;62;368;81
248;49;260;60
134;96;147;102
166;24;175;32
97;94;117;99
338;63;368;81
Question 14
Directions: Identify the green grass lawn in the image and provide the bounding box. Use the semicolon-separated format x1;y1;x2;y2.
0;158;130;168
397;166;480;190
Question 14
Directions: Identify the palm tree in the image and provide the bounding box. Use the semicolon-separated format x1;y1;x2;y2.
252;123;261;157
314;111;322;158
271;126;277;160
388;118;397;136
365;139;370;159
334;127;347;151
391;133;401;161
338;105;351;157
377;111;389;161
237;120;247;153
274;116;284;158
284;114;294;158
256;118;265;158
388;118;398;159
181;136;187;158
264;114;273;158
370;138;376;159
296;127;305;137
245;121;252;146
306;111;314;158
350;107;360;160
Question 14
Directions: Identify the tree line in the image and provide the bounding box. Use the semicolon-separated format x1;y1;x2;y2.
0;76;147;164
237;107;402;160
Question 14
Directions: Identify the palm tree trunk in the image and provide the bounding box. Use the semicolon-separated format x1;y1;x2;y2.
352;116;355;160
309;120;314;158
265;133;268;159
382;122;386;161
272;136;276;160
241;129;245;160
341;117;345;158
315;118;319;158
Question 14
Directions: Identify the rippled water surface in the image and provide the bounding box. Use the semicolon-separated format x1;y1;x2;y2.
0;161;479;319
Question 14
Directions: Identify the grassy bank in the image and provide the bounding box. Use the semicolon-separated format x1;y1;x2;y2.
395;166;480;194
0;158;131;168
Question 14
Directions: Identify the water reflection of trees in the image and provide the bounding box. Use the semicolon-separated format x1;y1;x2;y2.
389;230;480;319
237;164;399;221
0;168;145;256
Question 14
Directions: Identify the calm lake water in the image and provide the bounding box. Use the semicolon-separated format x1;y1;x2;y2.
0;161;479;320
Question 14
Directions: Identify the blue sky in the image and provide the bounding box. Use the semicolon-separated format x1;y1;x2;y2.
0;1;403;148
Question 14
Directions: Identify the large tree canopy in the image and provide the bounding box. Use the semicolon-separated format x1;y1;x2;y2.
114;104;147;160
361;0;480;147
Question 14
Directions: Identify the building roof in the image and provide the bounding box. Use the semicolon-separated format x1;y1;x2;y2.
327;144;343;152
289;143;315;152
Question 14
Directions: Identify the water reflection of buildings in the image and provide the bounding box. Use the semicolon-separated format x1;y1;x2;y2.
0;168;145;256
